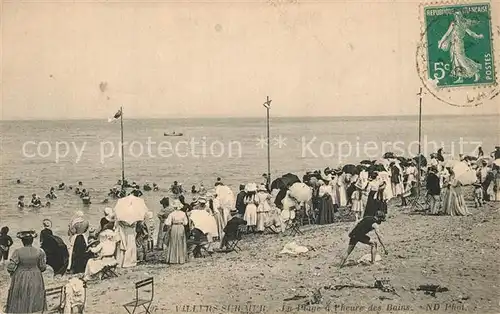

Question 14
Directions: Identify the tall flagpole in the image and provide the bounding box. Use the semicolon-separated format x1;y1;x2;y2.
417;88;423;196
263;96;272;188
120;106;125;190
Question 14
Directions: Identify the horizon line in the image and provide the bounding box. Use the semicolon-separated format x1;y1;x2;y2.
1;113;497;122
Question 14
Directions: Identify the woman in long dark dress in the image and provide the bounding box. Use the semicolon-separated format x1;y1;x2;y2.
40;219;68;276
363;173;385;218
317;180;335;224
6;230;47;313
67;211;90;274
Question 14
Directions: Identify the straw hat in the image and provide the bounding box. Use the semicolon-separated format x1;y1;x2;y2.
86;238;99;248
42;219;52;228
198;196;207;204
103;207;116;221
171;199;183;209
17;230;37;239
245;183;257;193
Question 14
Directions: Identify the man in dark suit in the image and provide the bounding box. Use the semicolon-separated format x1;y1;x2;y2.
426;167;441;215
235;184;246;215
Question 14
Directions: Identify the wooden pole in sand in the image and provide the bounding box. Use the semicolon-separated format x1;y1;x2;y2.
120;106;125;190
417;88;423;196
263;96;272;188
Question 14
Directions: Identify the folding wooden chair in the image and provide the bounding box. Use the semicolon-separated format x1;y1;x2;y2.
123;277;154;314
408;185;428;211
285;217;303;236
187;232;212;258
191;239;213;258
43;285;64;313
226;226;244;252
100;264;118;279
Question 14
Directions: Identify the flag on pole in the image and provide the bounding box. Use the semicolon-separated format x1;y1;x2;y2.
108;109;122;122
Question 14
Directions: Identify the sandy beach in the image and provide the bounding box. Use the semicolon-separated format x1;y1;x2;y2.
1;190;498;314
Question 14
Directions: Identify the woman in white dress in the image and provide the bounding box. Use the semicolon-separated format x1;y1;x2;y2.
378;170;393;201
84;229;118;281
115;220;137;268
256;185;271;232
337;173;348;207
329;173;339;210
243;184;258;233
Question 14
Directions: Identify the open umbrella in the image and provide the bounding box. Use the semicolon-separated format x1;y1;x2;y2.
342;164;356;174
383;152;396;159
452;161;476;185
476;156;493;166
113;195;148;225
189;209;218;235
271;173;300;190
288;183;312;202
413;155;427;167
445;159;461;168
215;185;235;208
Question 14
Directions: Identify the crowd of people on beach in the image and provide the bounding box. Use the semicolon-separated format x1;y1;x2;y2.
2;146;500;313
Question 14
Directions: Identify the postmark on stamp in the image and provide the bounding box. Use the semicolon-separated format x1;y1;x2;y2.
416;2;499;107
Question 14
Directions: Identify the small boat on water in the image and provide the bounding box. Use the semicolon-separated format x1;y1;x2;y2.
164;132;183;137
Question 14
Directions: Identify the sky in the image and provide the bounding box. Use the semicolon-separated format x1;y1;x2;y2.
1;0;499;120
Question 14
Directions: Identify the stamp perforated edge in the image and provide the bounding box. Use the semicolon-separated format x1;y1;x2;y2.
416;0;499;107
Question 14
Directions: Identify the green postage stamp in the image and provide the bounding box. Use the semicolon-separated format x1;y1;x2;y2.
424;3;495;88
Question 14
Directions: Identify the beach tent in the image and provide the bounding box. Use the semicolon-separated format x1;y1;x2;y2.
113;195;148;225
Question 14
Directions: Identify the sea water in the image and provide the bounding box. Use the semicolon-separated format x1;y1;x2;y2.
0;115;497;238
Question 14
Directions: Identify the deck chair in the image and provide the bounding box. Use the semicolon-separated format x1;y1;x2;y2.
408;184;428;211
97;243;119;280
100;264;118;279
123;277;154;314
222;225;244;253
285;217;303;236
43;285;64;313
187;229;212;258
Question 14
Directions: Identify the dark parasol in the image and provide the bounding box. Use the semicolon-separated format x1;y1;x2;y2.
41;234;69;276
342;164;357;174
383;152;396;159
413;155;427;167
271;173;301;190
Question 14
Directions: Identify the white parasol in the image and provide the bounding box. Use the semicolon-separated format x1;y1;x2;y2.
288;182;312;203
444;159;461;168
113;195;149;225
189;210;218;235
452;161;477;186
215;185;235;207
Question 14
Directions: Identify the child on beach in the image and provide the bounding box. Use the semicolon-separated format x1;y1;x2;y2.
473;183;484;208
0;227;14;265
146;211;155;251
339;211;388;268
351;181;365;222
